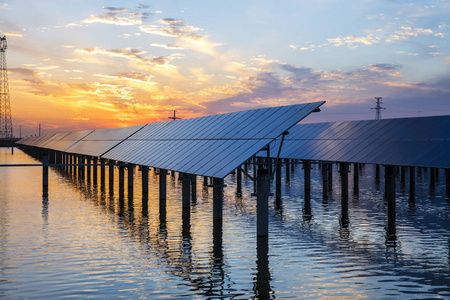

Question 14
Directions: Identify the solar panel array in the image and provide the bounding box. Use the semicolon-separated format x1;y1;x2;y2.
267;115;450;168
102;102;324;178
17;102;324;178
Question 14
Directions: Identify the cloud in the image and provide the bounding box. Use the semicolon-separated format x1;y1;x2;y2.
327;34;380;48
151;43;185;49
67;5;152;27
9;67;40;77
140;18;222;57
77;47;184;67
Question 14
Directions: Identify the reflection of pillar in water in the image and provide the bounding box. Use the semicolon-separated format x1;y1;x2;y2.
255;237;271;298
182;207;191;238
213;219;223;264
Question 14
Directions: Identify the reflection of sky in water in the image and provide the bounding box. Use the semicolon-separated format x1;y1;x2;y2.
0;148;449;299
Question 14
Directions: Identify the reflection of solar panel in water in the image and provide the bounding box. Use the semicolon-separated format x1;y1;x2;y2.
268;115;450;168
103;102;324;178
65;125;146;157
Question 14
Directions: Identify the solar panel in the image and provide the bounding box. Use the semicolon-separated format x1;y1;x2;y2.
102;102;324;178
65;125;146;157
267;115;450;168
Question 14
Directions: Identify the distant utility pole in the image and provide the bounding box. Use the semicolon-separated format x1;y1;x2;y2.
38;123;41;136
0;35;13;138
168;110;181;121
372;97;385;120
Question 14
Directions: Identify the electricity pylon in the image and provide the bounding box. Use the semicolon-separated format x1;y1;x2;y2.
372;97;385;120
0;36;13;138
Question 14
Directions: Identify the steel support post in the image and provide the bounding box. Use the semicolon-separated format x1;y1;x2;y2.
340;162;349;227
191;174;197;202
386;165;396;241
182;173;191;209
213;177;224;220
322;162;328;200
353;163;359;197
446;169;450;199
100;158;106;191
93;157;98;186
285;158;290;181
127;163;134;201
236;167;242;197
42;153;49;198
159;169;168;223
141;166;149;215
86;156;91;184
109;160;115;196
257;169;270;237
276;160;282;201
328;163;333;192
118;163;125;199
409;166;415;203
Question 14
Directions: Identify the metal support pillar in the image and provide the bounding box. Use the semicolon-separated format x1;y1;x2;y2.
236;167;242;197
375;164;380;184
257;169;270;237
276;160;282;201
141;166;149;215
182;173;191;209
322;162;328;200
42;154;49;198
127;164;135;207
446;169;450;199
409;166;415;203
109;160;115;195
203;176;208;187
86;156;91;183
285;158;290;181
159;169;168;223
100;158;106;191
386;165;396;242
353;163;359;197
213;177;224;220
93;157;98;186
303;161;312;220
340;162;349;227
328;163;333;192
191;174;197;202
119;163;125;199
291;159;295;172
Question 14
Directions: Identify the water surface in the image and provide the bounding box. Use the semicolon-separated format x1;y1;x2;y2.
0;148;449;299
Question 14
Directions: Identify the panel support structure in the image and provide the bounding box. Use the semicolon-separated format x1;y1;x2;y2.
257;169;270;237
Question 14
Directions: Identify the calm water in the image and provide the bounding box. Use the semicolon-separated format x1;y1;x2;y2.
1;148;449;299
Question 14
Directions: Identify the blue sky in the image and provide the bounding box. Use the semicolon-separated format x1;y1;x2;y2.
1;0;449;135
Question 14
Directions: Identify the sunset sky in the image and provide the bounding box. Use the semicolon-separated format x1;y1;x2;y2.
1;0;449;136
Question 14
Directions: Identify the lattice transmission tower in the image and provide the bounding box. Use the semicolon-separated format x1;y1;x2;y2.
372;97;385;120
0;35;13;138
